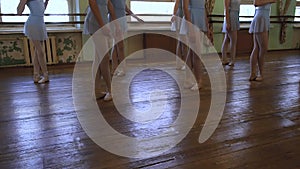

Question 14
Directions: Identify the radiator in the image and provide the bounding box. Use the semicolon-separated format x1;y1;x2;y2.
23;36;58;66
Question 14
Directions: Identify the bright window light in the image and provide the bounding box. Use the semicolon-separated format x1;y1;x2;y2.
130;1;174;22
0;0;69;22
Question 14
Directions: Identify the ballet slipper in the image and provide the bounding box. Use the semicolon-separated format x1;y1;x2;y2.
255;76;263;81
103;92;112;101
117;70;125;77
96;92;107;100
33;74;41;83
38;73;49;84
228;62;235;66
249;76;257;81
190;83;201;91
222;60;230;65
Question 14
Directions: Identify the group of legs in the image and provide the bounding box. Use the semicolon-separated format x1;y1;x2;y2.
172;0;209;91
221;28;268;82
174;26;268;90
175;35;203;90
221;2;271;82
95;38;126;101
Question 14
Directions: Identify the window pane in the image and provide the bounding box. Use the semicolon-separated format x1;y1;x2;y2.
0;0;69;22
44;0;69;22
1;0;29;22
295;6;300;21
239;5;255;22
130;1;174;21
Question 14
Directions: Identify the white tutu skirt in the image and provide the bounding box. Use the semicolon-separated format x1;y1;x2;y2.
24;16;48;41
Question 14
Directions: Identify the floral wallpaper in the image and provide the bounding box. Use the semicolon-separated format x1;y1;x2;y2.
56;33;82;63
0;38;25;66
0;32;82;67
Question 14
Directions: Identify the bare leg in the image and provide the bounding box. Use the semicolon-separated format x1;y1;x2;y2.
32;47;41;82
189;31;202;90
176;40;182;69
111;40;126;76
249;33;259;80
176;41;184;69
227;30;238;66
111;42;118;74
183;48;193;88
116;40;126;75
32;40;48;83
192;51;202;89
99;54;112;101
92;34;112;100
100;54;112;93
221;33;230;64
256;31;268;79
181;42;188;66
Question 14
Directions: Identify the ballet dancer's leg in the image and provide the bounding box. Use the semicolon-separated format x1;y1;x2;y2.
249;33;259;81
32;46;41;83
192;52;202;90
256;31;268;80
100;54;112;101
32;40;48;83
221;33;230;65
227;30;238;66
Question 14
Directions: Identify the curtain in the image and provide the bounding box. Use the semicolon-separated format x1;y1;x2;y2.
205;0;215;44
278;0;292;44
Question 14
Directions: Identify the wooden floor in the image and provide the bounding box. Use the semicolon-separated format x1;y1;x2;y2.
0;50;299;169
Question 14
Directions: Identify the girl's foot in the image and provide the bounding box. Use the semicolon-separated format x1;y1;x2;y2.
249;73;263;82
38;76;49;84
96;92;107;100
103;92;112;101
190;83;201;91
176;65;186;71
33;74;41;83
255;76;263;81
249;76;257;81
184;79;194;89
117;70;125;77
222;60;229;65
249;72;257;81
228;62;235;66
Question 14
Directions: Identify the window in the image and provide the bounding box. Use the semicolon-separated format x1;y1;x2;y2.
295;0;300;22
130;0;257;22
0;0;72;23
130;0;174;22
239;0;255;22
